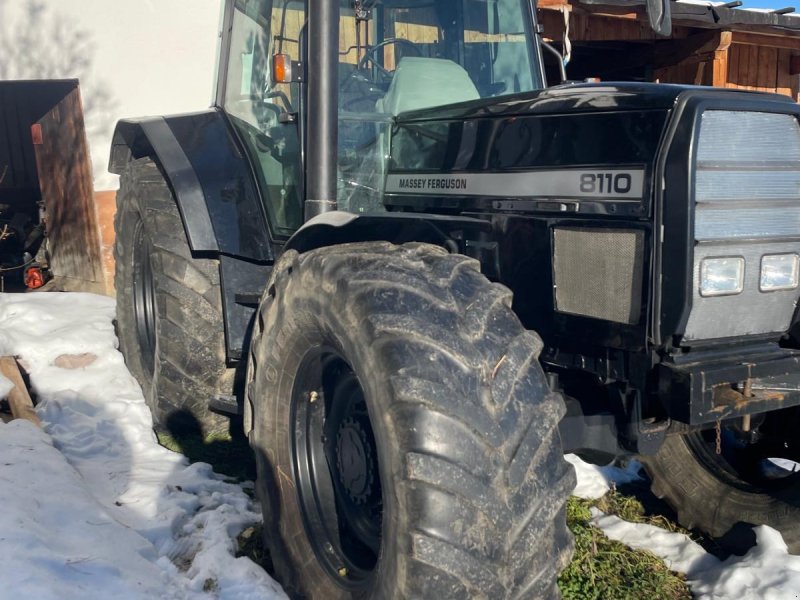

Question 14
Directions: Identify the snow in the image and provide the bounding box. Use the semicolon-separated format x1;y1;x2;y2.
0;292;286;600
3;289;800;599
565;453;644;499
569;453;800;599
0;371;12;399
592;512;800;599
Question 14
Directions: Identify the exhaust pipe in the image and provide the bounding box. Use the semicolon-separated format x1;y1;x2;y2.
304;0;339;221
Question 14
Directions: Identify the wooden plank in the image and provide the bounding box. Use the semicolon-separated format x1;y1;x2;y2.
767;46;779;92
747;42;760;89
739;44;753;89
539;2;641;20
0;357;41;427
711;54;726;87
732;31;800;52
32;86;105;288
727;44;740;88
756;46;777;91
778;48;793;97
537;0;569;8
791;53;800;76
793;63;800;102
694;60;708;85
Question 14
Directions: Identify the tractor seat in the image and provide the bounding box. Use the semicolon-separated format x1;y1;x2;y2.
376;57;480;116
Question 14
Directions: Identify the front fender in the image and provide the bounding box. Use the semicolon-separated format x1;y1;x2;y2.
285;211;492;255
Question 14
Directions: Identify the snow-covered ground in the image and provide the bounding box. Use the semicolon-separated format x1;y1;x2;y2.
1;291;800;599
0;292;285;600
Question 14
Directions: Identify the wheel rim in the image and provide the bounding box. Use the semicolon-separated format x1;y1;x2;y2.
291;348;383;589
687;410;800;493
132;220;157;376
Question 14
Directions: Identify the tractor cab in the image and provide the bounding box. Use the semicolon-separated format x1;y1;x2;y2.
219;0;545;233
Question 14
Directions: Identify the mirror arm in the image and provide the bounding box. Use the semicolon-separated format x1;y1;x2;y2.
541;41;567;85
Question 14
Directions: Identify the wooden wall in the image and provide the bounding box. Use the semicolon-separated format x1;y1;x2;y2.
725;38;796;96
33;86;107;292
655;34;800;99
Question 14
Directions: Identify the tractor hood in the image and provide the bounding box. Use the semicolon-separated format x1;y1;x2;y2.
384;82;791;217
384;82;685;216
394;82;692;123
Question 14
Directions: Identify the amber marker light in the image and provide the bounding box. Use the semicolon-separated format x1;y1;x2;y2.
273;54;293;84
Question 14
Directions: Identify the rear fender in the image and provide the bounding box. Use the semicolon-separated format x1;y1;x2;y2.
109;110;273;263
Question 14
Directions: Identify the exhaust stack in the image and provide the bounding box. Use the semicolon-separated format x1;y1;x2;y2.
304;0;340;221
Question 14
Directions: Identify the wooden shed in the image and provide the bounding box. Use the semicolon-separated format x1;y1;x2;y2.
0;80;110;294
538;0;800;100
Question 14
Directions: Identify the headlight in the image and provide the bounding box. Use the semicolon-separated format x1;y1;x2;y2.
700;257;744;297
761;254;799;292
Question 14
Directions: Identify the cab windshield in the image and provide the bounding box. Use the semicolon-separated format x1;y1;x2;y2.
337;0;543;115
221;0;542;235
334;0;542;212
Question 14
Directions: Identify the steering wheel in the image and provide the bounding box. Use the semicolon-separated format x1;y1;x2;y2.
357;38;423;84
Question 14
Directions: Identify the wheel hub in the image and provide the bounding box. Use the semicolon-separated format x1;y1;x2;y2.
336;417;375;505
291;352;383;587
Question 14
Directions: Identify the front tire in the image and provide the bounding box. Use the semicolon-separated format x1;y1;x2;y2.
247;242;575;599
115;157;233;434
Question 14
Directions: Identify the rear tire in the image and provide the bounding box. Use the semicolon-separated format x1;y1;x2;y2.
115;157;232;434
247;242;575;599
643;425;800;552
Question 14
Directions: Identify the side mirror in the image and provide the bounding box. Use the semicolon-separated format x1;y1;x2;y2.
646;0;672;36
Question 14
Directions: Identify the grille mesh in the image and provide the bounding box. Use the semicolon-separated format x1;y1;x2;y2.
553;227;644;325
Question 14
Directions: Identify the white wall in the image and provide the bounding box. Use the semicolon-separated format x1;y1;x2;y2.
0;0;223;190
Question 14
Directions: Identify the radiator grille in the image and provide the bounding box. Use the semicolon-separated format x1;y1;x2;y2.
553;227;644;325
685;110;800;341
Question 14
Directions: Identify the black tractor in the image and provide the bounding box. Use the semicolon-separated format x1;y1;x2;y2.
109;0;800;597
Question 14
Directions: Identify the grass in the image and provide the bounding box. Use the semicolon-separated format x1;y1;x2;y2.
156;431;694;598
559;492;693;600
156;429;256;483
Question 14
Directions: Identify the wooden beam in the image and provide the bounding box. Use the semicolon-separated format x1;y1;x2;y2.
540;1;641;19
712;32;733;87
537;0;571;8
0;357;41;427
732;31;800;51
655;30;731;68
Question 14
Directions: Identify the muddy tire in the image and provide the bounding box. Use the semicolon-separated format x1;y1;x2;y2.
643;426;800;552
115;157;232;435
246;242;575;599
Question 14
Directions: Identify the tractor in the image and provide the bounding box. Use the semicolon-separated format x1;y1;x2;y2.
109;0;800;597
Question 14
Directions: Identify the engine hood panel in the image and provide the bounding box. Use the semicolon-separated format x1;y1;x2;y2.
387;98;670;218
394;82;789;123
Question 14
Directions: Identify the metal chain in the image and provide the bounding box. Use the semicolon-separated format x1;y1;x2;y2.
715;419;722;455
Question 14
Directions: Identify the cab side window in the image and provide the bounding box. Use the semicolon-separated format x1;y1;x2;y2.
223;0;305;238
